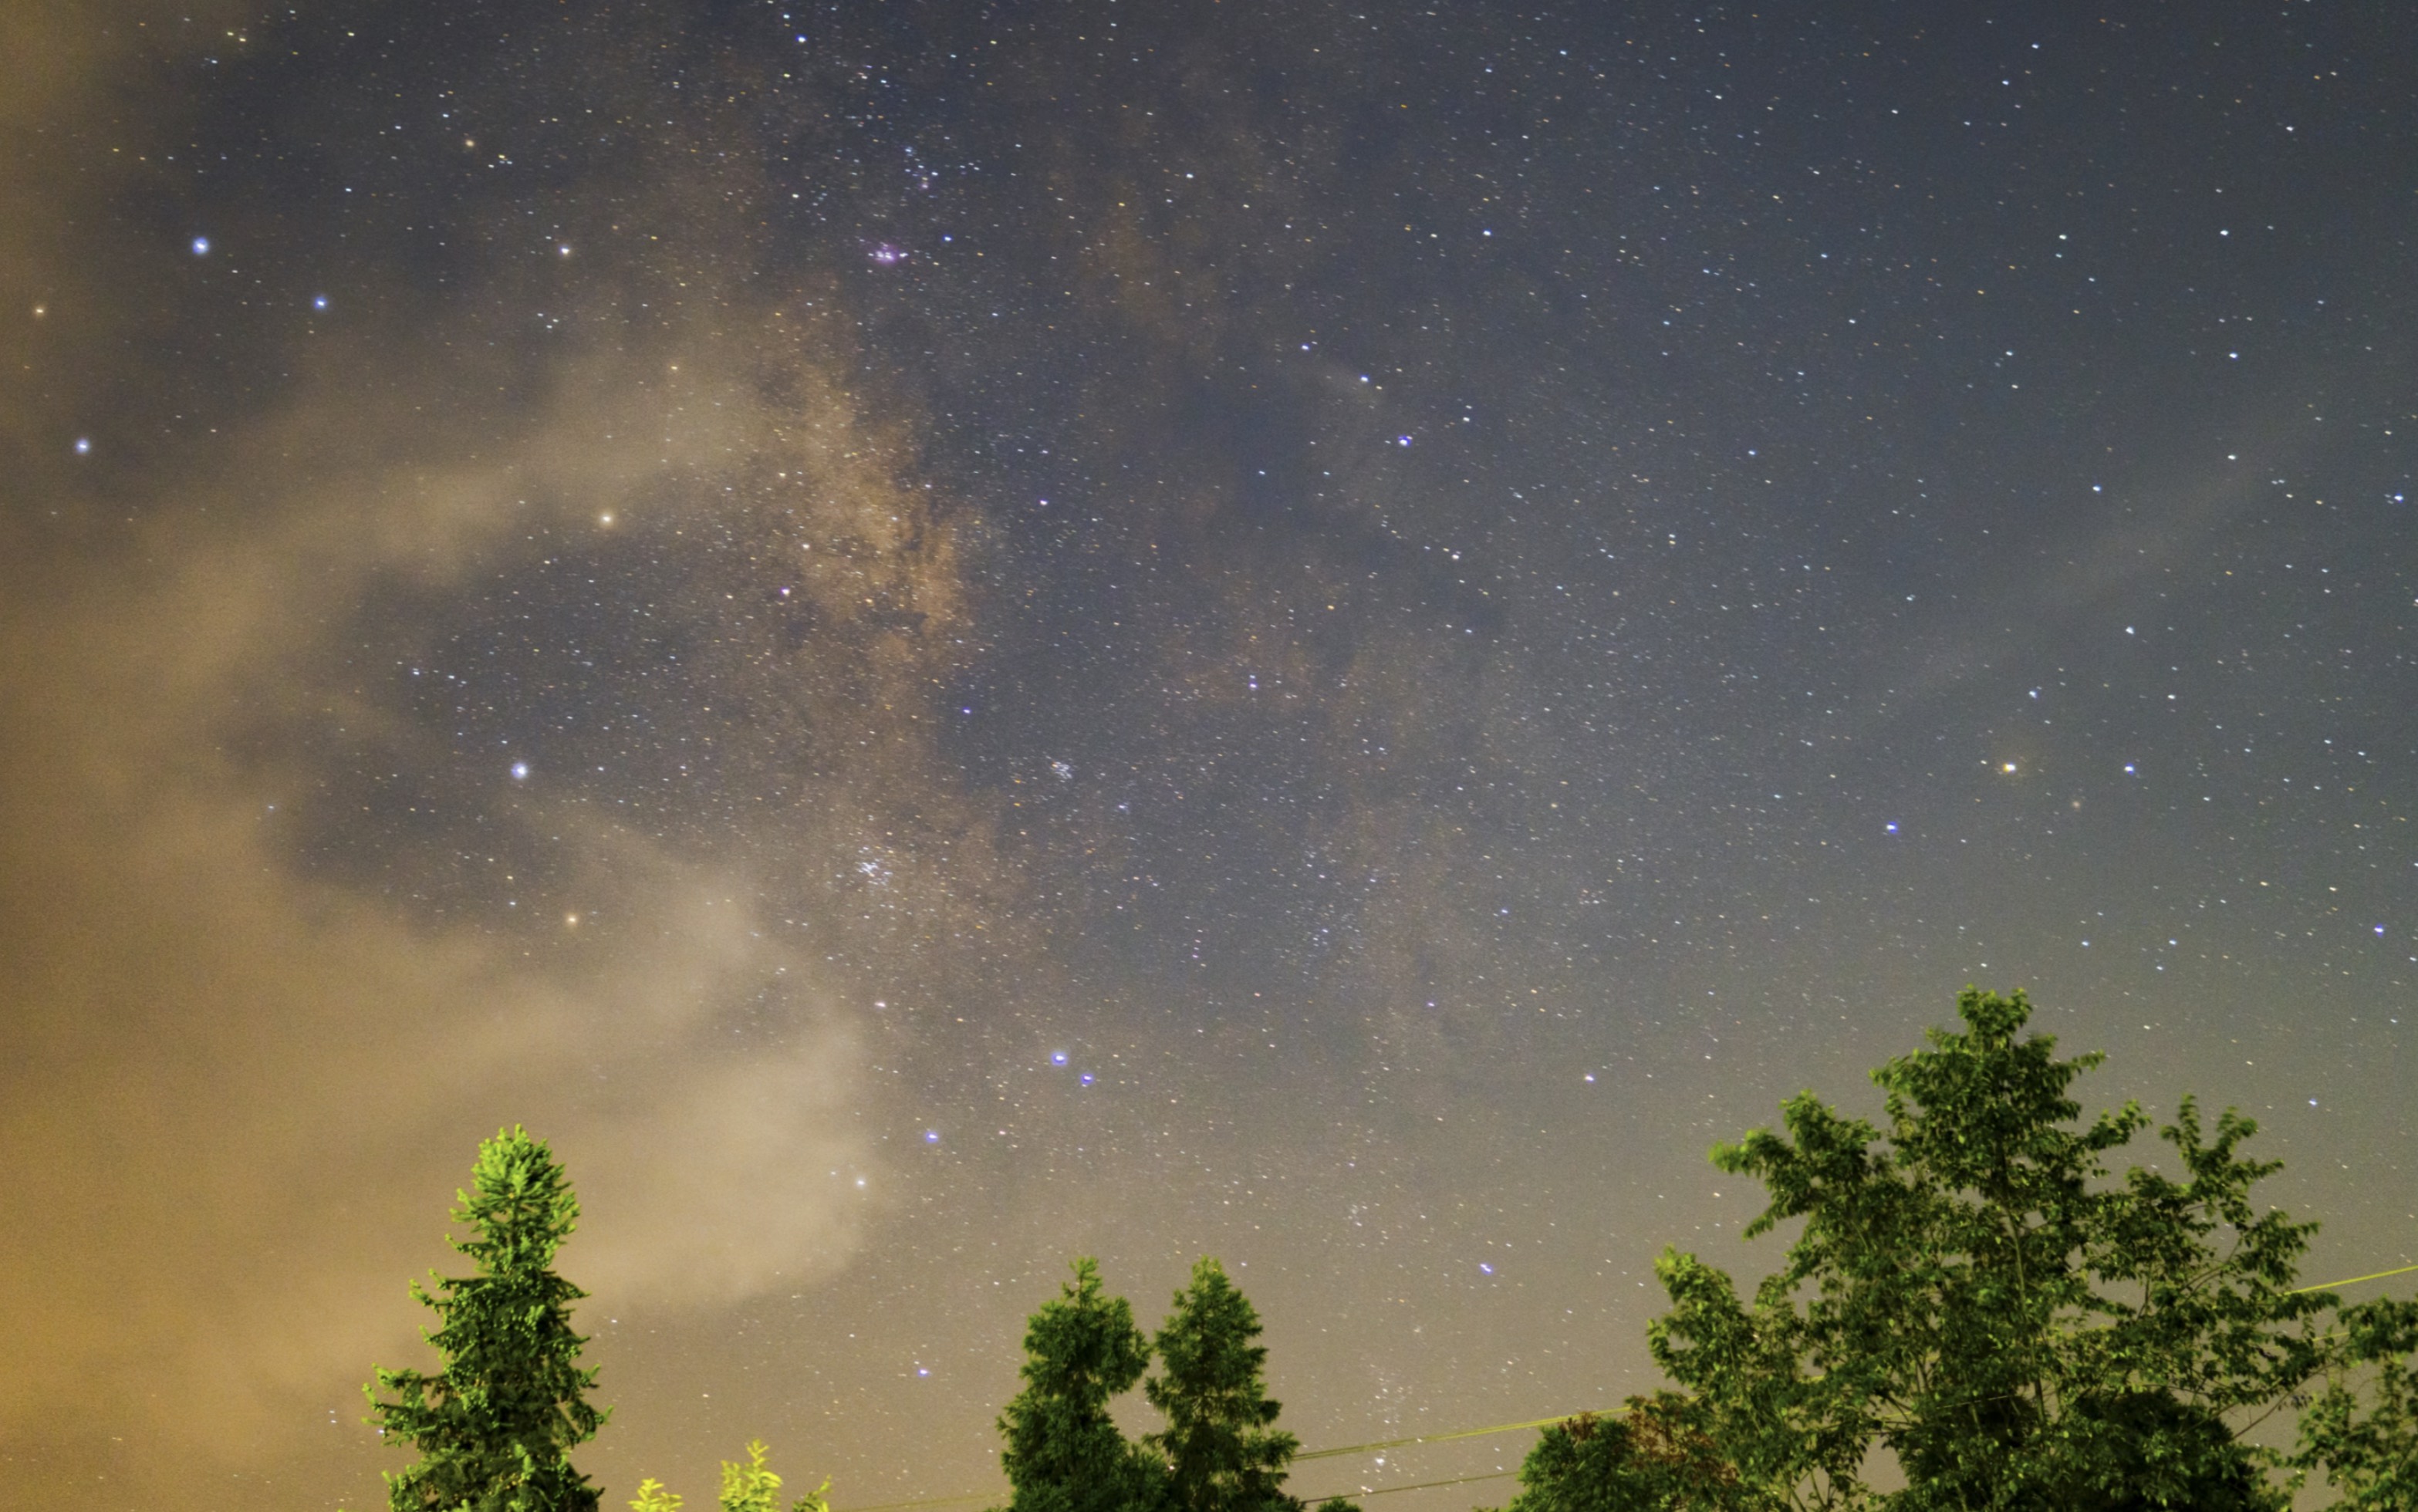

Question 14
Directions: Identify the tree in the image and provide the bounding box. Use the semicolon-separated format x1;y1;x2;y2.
2292;1294;2418;1510
1647;988;2333;1511
997;1257;1165;1512
365;1126;610;1512
626;1438;829;1512
1144;1258;1300;1512
1493;1395;1757;1512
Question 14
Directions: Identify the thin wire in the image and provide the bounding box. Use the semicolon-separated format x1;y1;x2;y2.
1294;1414;1599;1461
1295;1468;1519;1500
2291;1261;2418;1294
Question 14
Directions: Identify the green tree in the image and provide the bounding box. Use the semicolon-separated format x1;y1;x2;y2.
2293;1294;2418;1510
997;1257;1165;1512
718;1438;830;1512
365;1126;610;1512
628;1481;682;1512
1143;1258;1299;1512
626;1439;828;1512
1648;988;2332;1511
1493;1396;1758;1512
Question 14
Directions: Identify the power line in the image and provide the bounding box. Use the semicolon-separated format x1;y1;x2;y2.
1295;1413;1599;1462
2292;1261;2418;1295
1297;1468;1518;1501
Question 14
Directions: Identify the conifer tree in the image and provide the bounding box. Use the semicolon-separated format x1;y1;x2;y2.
1145;1259;1298;1512
996;1257;1163;1512
366;1126;609;1512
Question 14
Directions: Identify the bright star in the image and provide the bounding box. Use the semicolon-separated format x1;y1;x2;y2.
191;237;211;255
510;761;529;780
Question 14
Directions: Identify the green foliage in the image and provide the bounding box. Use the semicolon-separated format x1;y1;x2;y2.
719;1439;783;1512
626;1439;827;1512
2292;1294;2418;1509
365;1126;610;1512
1144;1258;1300;1512
997;1257;1166;1512
1493;1395;1762;1512
2045;1390;2264;1512
1647;988;2329;1511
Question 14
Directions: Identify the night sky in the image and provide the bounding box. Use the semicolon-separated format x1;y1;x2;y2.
4;2;2415;1508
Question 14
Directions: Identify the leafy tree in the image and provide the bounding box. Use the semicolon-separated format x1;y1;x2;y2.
720;1439;785;1512
1144;1258;1299;1512
2048;1390;2264;1512
629;1481;683;1512
997;1257;1165;1512
626;1439;828;1512
365;1126;610;1512
2292;1294;2418;1510
1493;1395;1758;1512
1647;988;2332;1511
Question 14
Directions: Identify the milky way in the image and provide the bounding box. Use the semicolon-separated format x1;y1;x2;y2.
3;4;2413;1508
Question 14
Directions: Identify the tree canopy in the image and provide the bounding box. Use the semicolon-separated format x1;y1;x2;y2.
1494;1394;1756;1512
1146;1257;1300;1512
2293;1293;2418;1509
364;1126;609;1512
627;1438;830;1512
996;1257;1167;1512
1646;987;2338;1511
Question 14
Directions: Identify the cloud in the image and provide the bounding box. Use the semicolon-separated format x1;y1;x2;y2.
0;149;981;1501
0;376;900;1462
